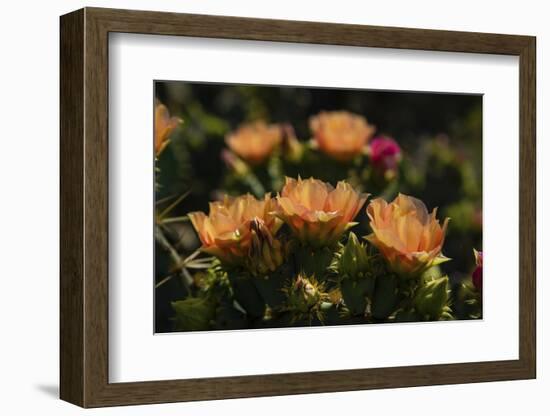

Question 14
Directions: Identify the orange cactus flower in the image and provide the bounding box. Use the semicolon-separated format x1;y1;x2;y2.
154;101;182;156
188;194;283;270
276;177;369;247
225;121;283;165
366;194;450;276
310;111;375;162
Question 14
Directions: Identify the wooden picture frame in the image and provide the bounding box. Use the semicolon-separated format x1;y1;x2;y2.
60;7;536;408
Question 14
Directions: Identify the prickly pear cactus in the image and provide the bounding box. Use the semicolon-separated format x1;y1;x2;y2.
153;98;483;333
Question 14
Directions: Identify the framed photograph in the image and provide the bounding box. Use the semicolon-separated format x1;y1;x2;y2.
60;7;536;408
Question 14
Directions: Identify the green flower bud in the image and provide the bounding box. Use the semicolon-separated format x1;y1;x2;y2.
294;275;321;309
339;232;370;279
336;234;375;316
414;276;450;320
283;275;329;323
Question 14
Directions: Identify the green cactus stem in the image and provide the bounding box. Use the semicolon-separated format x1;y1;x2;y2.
226;271;266;319
340;278;373;317
212;303;248;330
371;272;400;320
414;275;452;320
293;243;336;280
253;263;292;309
334;233;375;316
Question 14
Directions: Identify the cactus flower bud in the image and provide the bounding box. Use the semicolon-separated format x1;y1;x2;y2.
336;233;375;316
339;232;370;279
414;276;450;320
246;218;285;276
472;249;483;291
369;136;402;180
298;277;319;306
284;275;329;323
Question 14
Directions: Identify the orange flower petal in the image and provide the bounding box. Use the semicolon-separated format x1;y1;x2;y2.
310;111;375;162
188;193;281;265
366;194;449;275
225;121;282;165
277;177;366;246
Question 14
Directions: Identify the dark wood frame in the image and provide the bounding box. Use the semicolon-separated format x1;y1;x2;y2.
60;7;536;408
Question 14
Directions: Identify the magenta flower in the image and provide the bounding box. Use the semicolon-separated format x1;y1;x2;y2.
472;249;483;291
369;136;401;178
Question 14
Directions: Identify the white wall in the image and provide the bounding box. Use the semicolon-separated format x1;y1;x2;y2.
0;0;546;414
